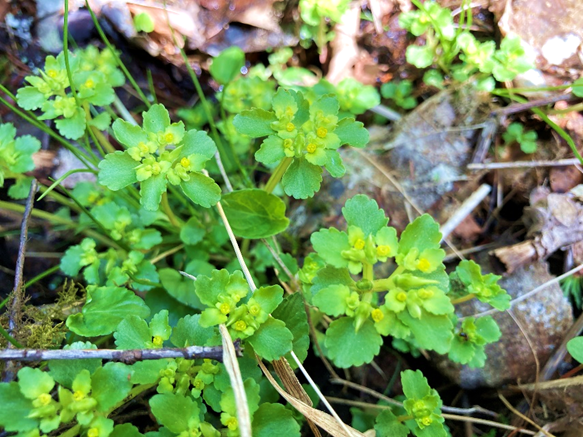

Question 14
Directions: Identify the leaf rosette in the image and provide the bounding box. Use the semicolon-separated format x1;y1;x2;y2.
98;104;221;211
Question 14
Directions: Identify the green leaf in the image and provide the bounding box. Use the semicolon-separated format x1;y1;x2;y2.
129;360;167;385
111;423;144;437
8;176;33;199
325;318;383;368
98;151;139;191
398;311;453;354
374;410;410;437
171;314;215;347
401;369;431;399
448;336;476;365
272;292;310;364
49;342;102;388
140;173;168;211
247;316;293;361
253;285;284;314
150;393;198;434
0;382;36;431
180;217;206;245
342;195;388;236
112;119;148;148
89;112;112;130
210;47;245;85
252;403;301;437
179;130;217;161
233;109;277;137
16;86;46;110
159;268;204;309
92;362;133;412
567;336;583;363
399;214;442;254
335;118;369;148
114;315;151;349
55;109;86;140
180;172;221;208
221;378;261;416
313;284;350;316
17;367;54;399
143;104;171;134
282;158;322;199
67;286;150;337
255;136;286;164
195;269;248;307
573;78;583;98
406;45;434;68
134;12;155;32
310;228;350;268
221;189;289;239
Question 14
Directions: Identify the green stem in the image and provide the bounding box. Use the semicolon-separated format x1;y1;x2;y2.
162;192;183;227
63;0;80;108
113;95;137;125
396;415;414;423
107;383;156;415
83;103;116;154
0;90;96;168
0;323;23;348
373;266;405;292
60;424;81;437
84;1;151;107
362;262;374;282
548;101;583;115
264;157;293;194
24;264;61;288
37;169;96;201
450;293;476;305
0;200;120;248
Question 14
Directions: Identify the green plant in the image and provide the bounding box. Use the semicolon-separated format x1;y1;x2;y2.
381;80;418;110
0;122;40;199
299;0;350;49
502;122;538;154
375;370;446;437
302;195;507;368
1;31;514;437
399;0;533;90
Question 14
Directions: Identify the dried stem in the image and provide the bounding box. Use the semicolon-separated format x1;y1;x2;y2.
0;344;235;363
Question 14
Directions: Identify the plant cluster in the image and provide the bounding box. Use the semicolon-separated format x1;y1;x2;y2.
0;24;517;435
300;195;508;368
502;122;538;154
399;0;534;90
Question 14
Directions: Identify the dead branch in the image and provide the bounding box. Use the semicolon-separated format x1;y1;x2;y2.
0;343;238;364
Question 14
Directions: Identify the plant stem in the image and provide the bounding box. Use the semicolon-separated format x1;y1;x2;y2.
362;262;374;282
60;424;81;437
24;264;61;289
113;95;137;125
0;200;119;248
450;293;476;305
0;91;96;168
161;192;182;227
264;157;293;194
84;1;150;107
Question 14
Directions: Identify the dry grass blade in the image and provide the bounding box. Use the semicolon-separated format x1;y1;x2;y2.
220;324;251;437
498;393;555;437
272;358;322;437
257;358;364;437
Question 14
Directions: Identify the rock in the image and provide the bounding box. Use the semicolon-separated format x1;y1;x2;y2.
435;260;573;388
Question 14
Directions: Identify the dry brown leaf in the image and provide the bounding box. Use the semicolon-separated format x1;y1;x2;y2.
272;358;322;437
220;325;251;437
257;359;365;437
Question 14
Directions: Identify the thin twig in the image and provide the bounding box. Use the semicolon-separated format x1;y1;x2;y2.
330;377;497;416
468;158;580;170
0;344;233;363
440;184;491;240
3;180;38;381
492;93;575;117
326;398;537;435
498;394;555;437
